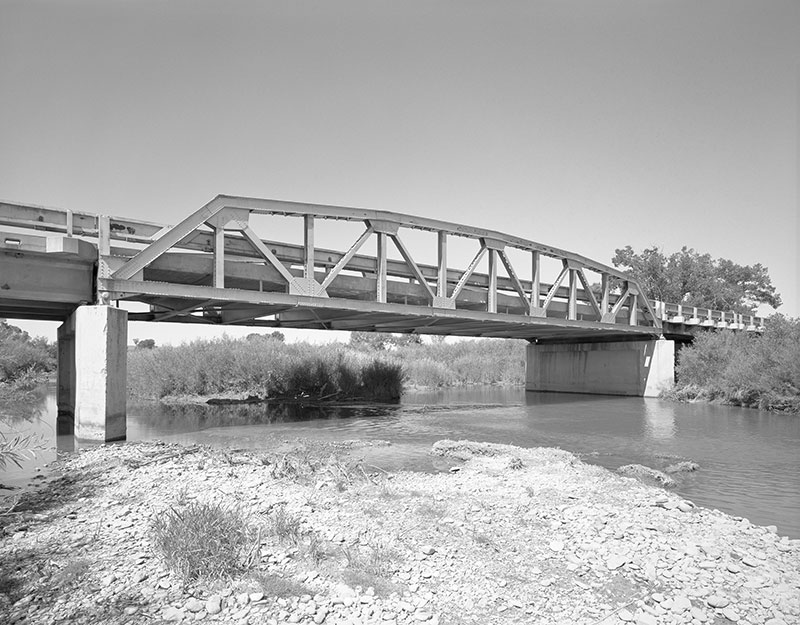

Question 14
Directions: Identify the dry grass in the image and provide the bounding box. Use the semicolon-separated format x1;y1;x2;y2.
150;501;259;580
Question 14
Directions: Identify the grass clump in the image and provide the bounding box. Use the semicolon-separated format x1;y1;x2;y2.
150;501;258;580
241;572;310;599
340;539;399;595
270;505;302;546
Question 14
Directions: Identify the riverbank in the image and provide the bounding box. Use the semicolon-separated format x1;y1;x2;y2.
127;336;526;403
1;439;797;625
666;315;800;414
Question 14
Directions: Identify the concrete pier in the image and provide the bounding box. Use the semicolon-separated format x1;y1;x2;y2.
526;338;675;397
57;305;128;441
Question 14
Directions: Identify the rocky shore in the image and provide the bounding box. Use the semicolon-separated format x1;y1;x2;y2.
1;439;798;625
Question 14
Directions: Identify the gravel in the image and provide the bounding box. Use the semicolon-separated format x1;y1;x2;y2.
0;438;798;625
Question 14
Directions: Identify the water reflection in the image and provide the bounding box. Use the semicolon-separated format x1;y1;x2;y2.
643;399;676;440
128;401;405;436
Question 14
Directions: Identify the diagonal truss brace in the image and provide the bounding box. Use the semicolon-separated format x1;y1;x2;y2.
112;196;227;280
389;232;436;302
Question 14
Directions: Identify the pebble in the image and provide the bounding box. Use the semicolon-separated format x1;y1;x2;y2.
618;608;634;621
636;614;657;625
162;606;185;621
707;595;729;608
549;540;564;552
606;555;627;570
205;596;222;615
672;596;692;613
690;606;707;621
185;598;205;613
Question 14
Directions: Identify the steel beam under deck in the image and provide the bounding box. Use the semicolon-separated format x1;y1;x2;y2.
101;277;659;342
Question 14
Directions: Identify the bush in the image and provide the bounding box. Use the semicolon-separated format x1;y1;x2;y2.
0;321;55;395
150;501;258;580
127;334;527;401
667;315;800;412
128;337;405;402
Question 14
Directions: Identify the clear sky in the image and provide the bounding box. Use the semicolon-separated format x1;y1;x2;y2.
1;0;798;344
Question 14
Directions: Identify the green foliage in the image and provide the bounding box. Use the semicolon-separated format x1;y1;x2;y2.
396;338;526;387
668;315;800;412
0;432;44;471
0;320;55;391
349;332;421;351
128;334;526;400
127;337;404;402
150;501;258;580
133;338;156;349
612;245;781;314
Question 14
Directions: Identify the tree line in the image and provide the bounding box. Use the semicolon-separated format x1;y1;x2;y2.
612;245;781;315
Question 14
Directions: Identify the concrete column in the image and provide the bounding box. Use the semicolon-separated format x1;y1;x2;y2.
56;315;76;435
73;305;128;441
526;338;675;397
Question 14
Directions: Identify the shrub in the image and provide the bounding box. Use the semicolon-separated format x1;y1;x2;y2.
128;337;407;401
0;321;55;395
360;360;404;401
668;315;800;412
150;502;258;580
0;432;44;471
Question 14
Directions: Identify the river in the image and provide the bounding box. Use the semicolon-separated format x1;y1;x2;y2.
2;388;798;537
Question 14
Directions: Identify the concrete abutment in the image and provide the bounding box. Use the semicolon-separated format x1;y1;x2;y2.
525;338;675;397
57;305;128;441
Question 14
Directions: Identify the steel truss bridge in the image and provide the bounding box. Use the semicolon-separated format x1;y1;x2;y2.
0;196;763;343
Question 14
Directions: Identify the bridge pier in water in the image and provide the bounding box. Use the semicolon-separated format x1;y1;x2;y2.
525;338;675;397
57;305;128;441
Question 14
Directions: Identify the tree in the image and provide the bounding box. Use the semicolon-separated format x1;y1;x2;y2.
0;320;55;384
611;246;781;314
246;331;285;343
134;338;156;349
349;332;422;350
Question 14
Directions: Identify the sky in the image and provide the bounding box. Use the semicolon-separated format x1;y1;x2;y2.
1;0;798;344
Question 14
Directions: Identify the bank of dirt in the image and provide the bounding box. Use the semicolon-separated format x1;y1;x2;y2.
1;439;797;625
